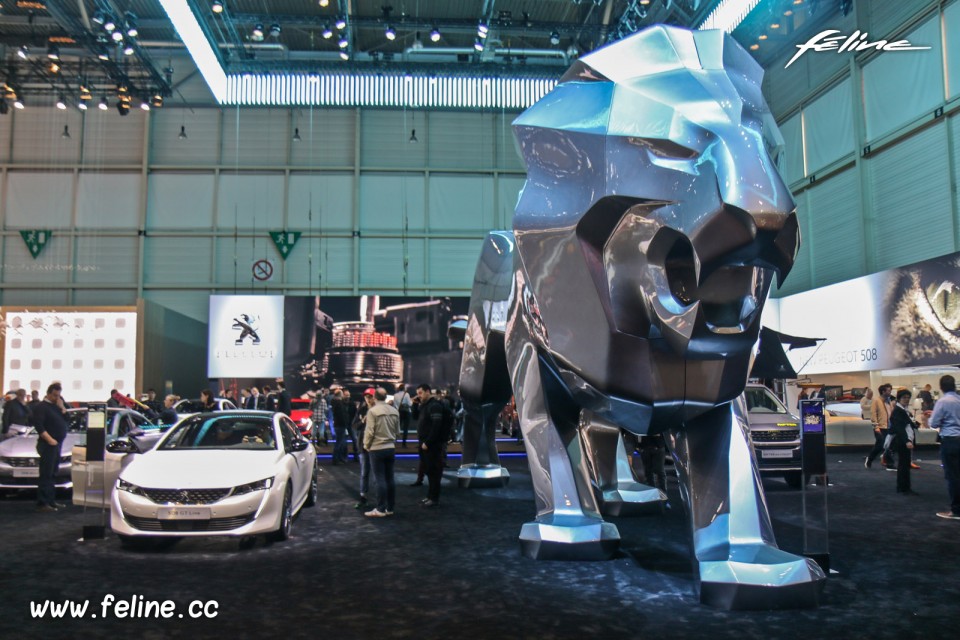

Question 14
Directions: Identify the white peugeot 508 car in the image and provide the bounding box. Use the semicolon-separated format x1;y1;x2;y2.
110;411;317;545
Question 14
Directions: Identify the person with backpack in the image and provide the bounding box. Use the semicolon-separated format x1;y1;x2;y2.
415;384;453;507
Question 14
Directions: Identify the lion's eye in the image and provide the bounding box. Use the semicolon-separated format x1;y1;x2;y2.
629;137;699;160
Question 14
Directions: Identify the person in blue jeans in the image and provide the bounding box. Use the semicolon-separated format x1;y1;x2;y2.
931;375;960;520
363;388;400;517
330;388;350;464
354;389;373;509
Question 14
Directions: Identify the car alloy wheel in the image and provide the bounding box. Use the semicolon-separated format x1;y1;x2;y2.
305;463;318;507
271;484;293;542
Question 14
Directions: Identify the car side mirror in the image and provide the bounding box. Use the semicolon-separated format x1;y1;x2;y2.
106;440;139;454
289;439;309;453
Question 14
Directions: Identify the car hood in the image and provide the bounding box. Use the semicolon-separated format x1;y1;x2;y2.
0;433;81;457
120;449;286;488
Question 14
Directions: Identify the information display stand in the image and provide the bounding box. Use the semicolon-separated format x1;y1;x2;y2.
799;399;829;572
81;405;107;540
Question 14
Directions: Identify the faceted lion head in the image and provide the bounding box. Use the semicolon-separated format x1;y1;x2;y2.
511;25;799;404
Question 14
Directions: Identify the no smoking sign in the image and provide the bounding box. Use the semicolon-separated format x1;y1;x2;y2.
252;259;274;282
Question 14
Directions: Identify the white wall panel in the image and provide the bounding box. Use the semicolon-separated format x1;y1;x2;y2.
73;289;137;306
359;238;425;288
428;112;495;170
427;238;484;287
289;109;356;167
497;175;525;229
143;237;213;284
806;169;865;287
288;173;353;231
1;235;72;285
863;16;944;139
147;173;215;229
216;173;285;229
150;109;221;165
81;111;145;165
76;173;141;229
5;172;73;227
359;173;425;231
214;237;276;285
360;110;426;168
428;174;495;232
0;114;11;164
221;108;289;166
778;114;804;184
315;238;354;287
11;108;82;165
73;236;139;285
0;289;70;306
144;290;209;323
804;79;854;173
868;122;953;270
495;114;525;171
947;1;960;99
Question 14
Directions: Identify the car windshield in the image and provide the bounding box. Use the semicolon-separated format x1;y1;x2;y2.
745;388;788;414
158;416;277;450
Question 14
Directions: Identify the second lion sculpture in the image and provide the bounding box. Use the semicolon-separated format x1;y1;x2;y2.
457;25;825;610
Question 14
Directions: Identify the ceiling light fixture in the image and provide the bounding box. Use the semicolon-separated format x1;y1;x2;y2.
478;21;488;38
771;22;780;29
14;97;24;109
758;33;768;40
338;35;348;49
56;95;67;110
104;16;117;32
335;17;346;30
49;61;61;74
93;11;105;25
124;43;135;55
47;44;60;60
750;43;760;50
62;125;71;139
549;31;560;46
17;45;28;59
429;27;441;42
409;129;418;143
112;30;124;42
152;94;164;108
179;125;188;140
322;24;333;39
125;14;139;38
339;50;349;60
212;1;224;13
269;23;281;38
97;47;110;61
252;24;264;41
99;95;109;110
385;25;396;40
293;127;302;142
474;38;484;52
319;0;330;7
78;99;88;111
140;100;150;111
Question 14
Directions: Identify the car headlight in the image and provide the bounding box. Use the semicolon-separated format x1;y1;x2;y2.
233;477;274;496
117;478;145;496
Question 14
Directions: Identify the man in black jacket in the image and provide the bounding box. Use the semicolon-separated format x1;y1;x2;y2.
2;389;32;436
32;383;70;511
276;380;292;416
416;384;453;507
330;388;351;464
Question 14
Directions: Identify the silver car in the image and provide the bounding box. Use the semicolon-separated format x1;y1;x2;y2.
744;384;804;489
0;408;160;491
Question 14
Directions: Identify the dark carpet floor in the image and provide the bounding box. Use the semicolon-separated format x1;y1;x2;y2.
2;448;959;639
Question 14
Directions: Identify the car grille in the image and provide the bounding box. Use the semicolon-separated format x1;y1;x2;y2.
141;488;232;505
3;456;39;467
125;513;256;532
751;430;800;442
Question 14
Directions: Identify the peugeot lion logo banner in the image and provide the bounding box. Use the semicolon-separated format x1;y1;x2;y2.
208;295;283;378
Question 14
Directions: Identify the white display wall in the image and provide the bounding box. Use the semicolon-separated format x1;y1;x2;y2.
2;309;137;399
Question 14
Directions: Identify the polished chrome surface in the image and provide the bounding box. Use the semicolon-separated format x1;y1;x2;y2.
458;24;822;609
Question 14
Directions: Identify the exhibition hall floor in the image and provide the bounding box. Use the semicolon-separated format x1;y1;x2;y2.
2;450;959;639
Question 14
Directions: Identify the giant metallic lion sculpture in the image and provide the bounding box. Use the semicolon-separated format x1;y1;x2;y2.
457;25;825;610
